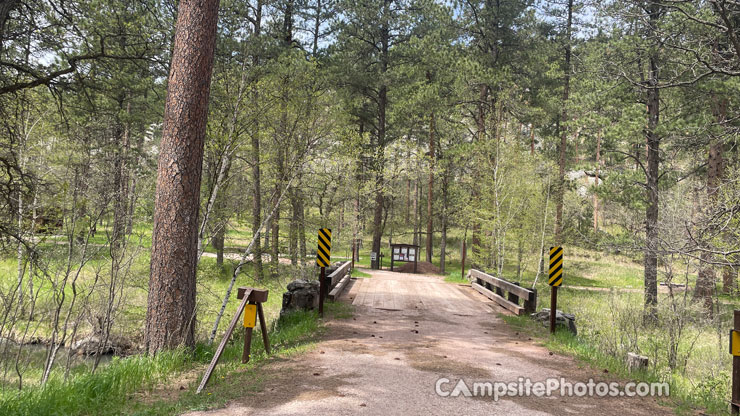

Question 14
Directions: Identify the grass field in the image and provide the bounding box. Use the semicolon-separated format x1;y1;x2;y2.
0;293;351;416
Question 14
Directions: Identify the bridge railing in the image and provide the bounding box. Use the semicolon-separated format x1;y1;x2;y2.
328;261;352;300
467;269;537;316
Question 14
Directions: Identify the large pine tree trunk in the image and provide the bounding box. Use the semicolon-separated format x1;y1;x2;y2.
405;178;410;223
713;94;735;294
439;168;448;273
289;186;299;265
413;176;419;245
426;112;434;263
298;182;306;265
554;0;573;245
644;2;661;315
471;84;487;268
371;5;390;268
695;90;727;304
271;146;284;273
112;96;132;259
145;0;220;354
593;128;601;232
250;0;264;281
213;223;225;267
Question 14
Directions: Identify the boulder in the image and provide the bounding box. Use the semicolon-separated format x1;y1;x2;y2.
71;335;115;356
281;279;320;315
70;335;133;356
531;308;577;335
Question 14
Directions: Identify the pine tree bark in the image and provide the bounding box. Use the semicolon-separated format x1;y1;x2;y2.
426;111;435;263
250;0;264;281
530;124;535;155
145;0;220;354
593;128;601;232
289;186;299;265
299;197;306;265
695;87;728;303
643;1;661;315
371;9;390;267
405;177;410;223
471;84;487;268
554;0;573;245
271;146;284;273
439;167;448;273
714;94;735;294
111;99;130;255
413;176;419;246
213;223;225;267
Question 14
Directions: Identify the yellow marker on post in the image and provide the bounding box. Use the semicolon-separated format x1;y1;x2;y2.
731;330;740;357
243;304;257;328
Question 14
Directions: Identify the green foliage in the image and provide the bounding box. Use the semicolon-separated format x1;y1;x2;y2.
0;349;188;416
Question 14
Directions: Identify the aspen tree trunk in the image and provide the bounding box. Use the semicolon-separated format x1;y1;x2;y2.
145;0;220;354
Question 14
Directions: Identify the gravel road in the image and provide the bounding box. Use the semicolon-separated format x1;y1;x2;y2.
184;269;673;415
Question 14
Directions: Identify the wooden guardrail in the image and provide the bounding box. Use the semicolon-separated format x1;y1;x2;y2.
468;269;537;316
328;261;352;300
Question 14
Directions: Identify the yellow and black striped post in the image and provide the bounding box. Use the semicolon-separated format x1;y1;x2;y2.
317;228;331;316
548;246;563;333
549;246;563;287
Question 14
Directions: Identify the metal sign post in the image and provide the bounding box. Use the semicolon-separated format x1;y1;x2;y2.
731;310;740;414
548;246;563;334
317;228;332;317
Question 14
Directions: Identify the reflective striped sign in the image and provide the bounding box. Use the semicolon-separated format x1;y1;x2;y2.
317;228;332;267
549;246;563;287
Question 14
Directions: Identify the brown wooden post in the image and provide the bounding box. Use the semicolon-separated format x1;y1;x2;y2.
550;286;558;334
508;282;521;306
197;289;253;394
257;302;270;354
733;310;740;414
319;267;326;317
524;288;537;314
351;240;355;270
242;301;254;364
461;240;466;280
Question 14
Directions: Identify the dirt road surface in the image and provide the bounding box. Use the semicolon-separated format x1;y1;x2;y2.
184;269;672;415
